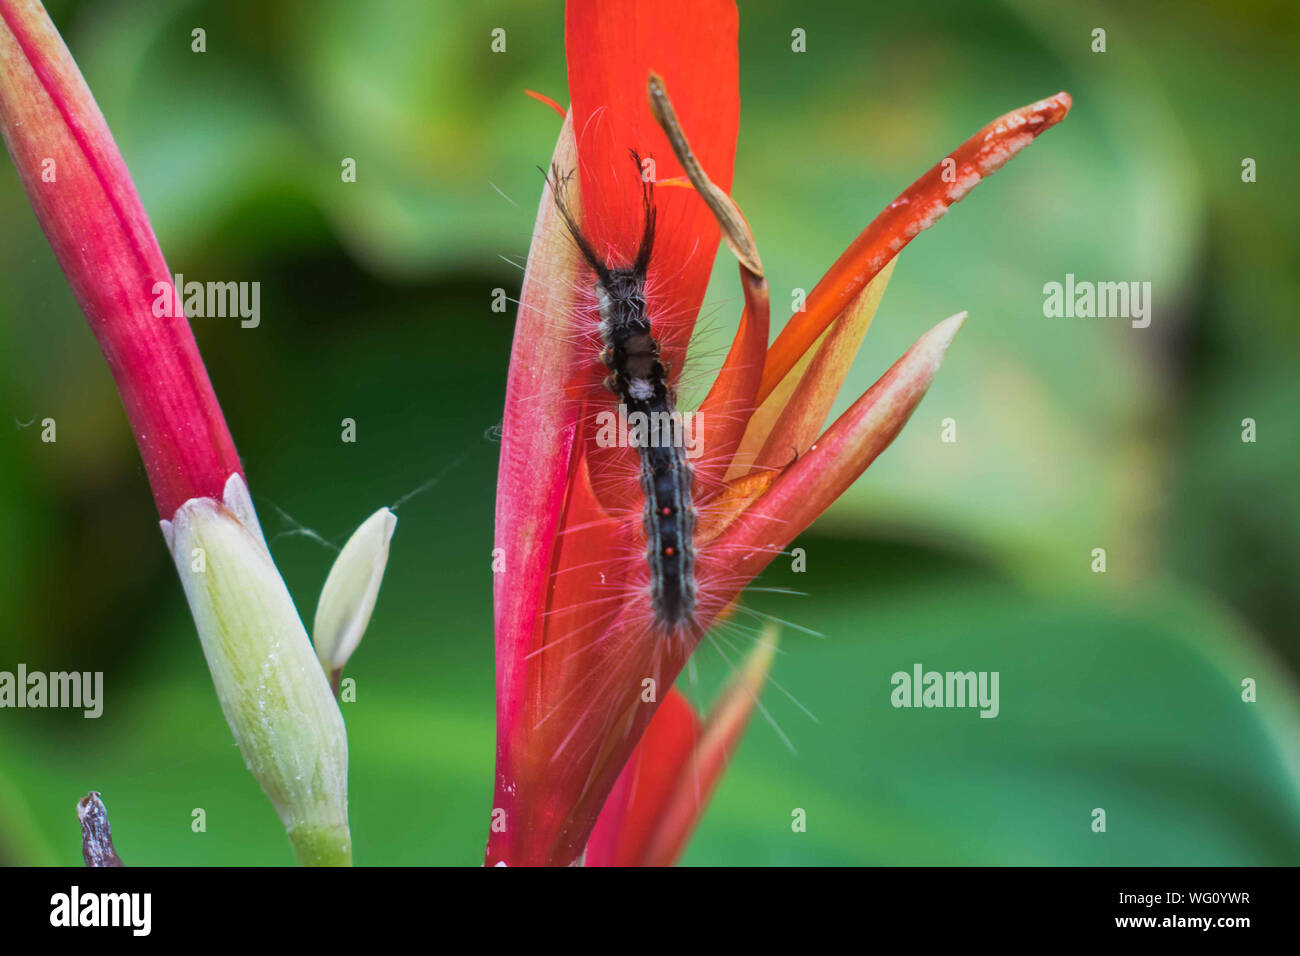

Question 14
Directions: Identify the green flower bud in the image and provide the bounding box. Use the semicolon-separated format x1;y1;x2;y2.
162;475;351;866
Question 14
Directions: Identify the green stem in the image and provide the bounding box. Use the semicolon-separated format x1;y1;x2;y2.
288;823;353;867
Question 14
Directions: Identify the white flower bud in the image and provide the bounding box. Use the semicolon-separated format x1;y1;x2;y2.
312;508;396;684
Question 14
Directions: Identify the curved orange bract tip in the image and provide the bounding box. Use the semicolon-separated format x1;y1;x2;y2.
757;91;1072;404
524;88;567;119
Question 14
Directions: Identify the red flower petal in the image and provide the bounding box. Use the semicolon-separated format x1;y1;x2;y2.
588;629;777;867
586;686;700;867
565;0;739;374
490;116;593;865
640;630;777;866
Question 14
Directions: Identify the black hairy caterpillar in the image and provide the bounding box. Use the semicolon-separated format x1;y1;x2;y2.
546;155;698;632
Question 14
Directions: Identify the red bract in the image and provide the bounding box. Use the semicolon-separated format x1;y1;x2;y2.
0;0;241;519
490;0;1069;866
587;634;777;867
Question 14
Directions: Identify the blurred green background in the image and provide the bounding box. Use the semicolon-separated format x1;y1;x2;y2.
2;0;1298;865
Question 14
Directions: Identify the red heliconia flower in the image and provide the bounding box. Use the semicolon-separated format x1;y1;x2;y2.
490;0;1070;866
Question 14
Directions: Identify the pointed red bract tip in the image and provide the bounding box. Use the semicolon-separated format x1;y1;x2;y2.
586;687;701;867
587;629;777;867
